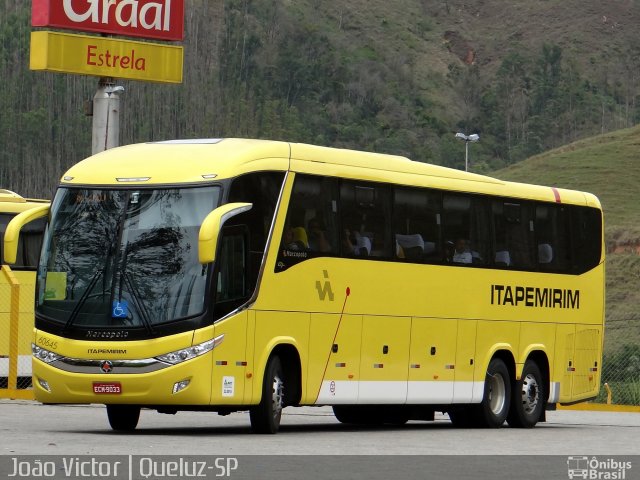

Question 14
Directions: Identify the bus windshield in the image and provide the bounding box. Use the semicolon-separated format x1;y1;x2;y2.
36;186;220;330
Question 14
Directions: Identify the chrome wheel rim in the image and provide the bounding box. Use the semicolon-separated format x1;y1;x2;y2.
272;374;284;420
521;373;539;415
488;373;506;415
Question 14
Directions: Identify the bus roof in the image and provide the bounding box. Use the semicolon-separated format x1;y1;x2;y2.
62;139;291;187
60;138;600;208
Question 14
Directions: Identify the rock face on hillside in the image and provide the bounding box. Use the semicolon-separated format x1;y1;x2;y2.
443;31;476;64
610;243;640;255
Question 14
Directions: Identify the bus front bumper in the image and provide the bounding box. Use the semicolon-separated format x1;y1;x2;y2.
32;353;213;405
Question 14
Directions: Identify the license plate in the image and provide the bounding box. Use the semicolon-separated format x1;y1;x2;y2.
93;382;122;394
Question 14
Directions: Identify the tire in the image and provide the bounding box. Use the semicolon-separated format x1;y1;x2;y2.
475;358;511;428
507;360;546;428
106;405;140;432
250;356;285;434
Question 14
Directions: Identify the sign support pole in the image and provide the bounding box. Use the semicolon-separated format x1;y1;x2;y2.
91;77;123;155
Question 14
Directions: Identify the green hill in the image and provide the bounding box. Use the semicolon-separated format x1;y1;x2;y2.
494;126;640;367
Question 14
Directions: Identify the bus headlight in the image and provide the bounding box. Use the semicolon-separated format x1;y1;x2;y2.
32;344;62;364
155;335;224;365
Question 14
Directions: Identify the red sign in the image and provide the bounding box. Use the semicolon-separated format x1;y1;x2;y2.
32;0;184;42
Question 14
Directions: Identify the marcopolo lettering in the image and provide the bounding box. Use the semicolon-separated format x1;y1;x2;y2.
491;284;580;309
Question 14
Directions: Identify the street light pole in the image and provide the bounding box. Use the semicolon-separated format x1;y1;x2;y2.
92;77;125;155
464;141;469;172
455;132;480;172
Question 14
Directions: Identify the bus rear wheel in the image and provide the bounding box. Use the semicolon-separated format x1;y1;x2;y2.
507;360;545;428
475;358;511;428
250;356;285;434
106;405;140;432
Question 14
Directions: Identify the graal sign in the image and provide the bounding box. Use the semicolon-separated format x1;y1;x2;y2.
32;0;185;41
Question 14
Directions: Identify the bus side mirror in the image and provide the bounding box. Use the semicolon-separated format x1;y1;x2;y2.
3;204;50;264
199;202;252;264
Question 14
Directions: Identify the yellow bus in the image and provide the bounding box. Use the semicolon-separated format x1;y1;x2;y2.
0;189;49;390
5;139;604;432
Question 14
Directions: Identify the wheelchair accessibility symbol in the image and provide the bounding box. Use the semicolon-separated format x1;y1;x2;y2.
112;301;128;319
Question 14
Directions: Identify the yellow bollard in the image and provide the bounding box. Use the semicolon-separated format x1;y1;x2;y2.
604;382;612;405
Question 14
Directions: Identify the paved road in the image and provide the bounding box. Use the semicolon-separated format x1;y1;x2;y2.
1;400;639;456
0;400;640;480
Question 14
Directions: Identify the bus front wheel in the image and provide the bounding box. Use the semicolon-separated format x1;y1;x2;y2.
106;405;140;432
475;358;511;428
507;360;545;428
250;356;285;434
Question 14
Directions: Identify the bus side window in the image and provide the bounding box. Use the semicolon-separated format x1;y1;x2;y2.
469;197;490;265
228;172;284;249
492;200;534;270
340;181;391;258
570;206;602;274
393;187;442;263
276;175;339;271
214;226;249;319
228;171;286;283
535;204;570;273
443;194;489;266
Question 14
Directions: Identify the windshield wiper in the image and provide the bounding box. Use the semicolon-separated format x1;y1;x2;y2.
122;271;155;335
117;242;154;334
63;269;103;332
63;221;121;331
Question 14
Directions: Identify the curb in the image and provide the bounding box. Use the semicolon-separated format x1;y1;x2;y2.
557;403;640;413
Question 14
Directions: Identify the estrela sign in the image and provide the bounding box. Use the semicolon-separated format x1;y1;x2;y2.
30;31;184;84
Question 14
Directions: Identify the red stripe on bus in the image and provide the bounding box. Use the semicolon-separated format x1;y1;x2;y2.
552;187;561;203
